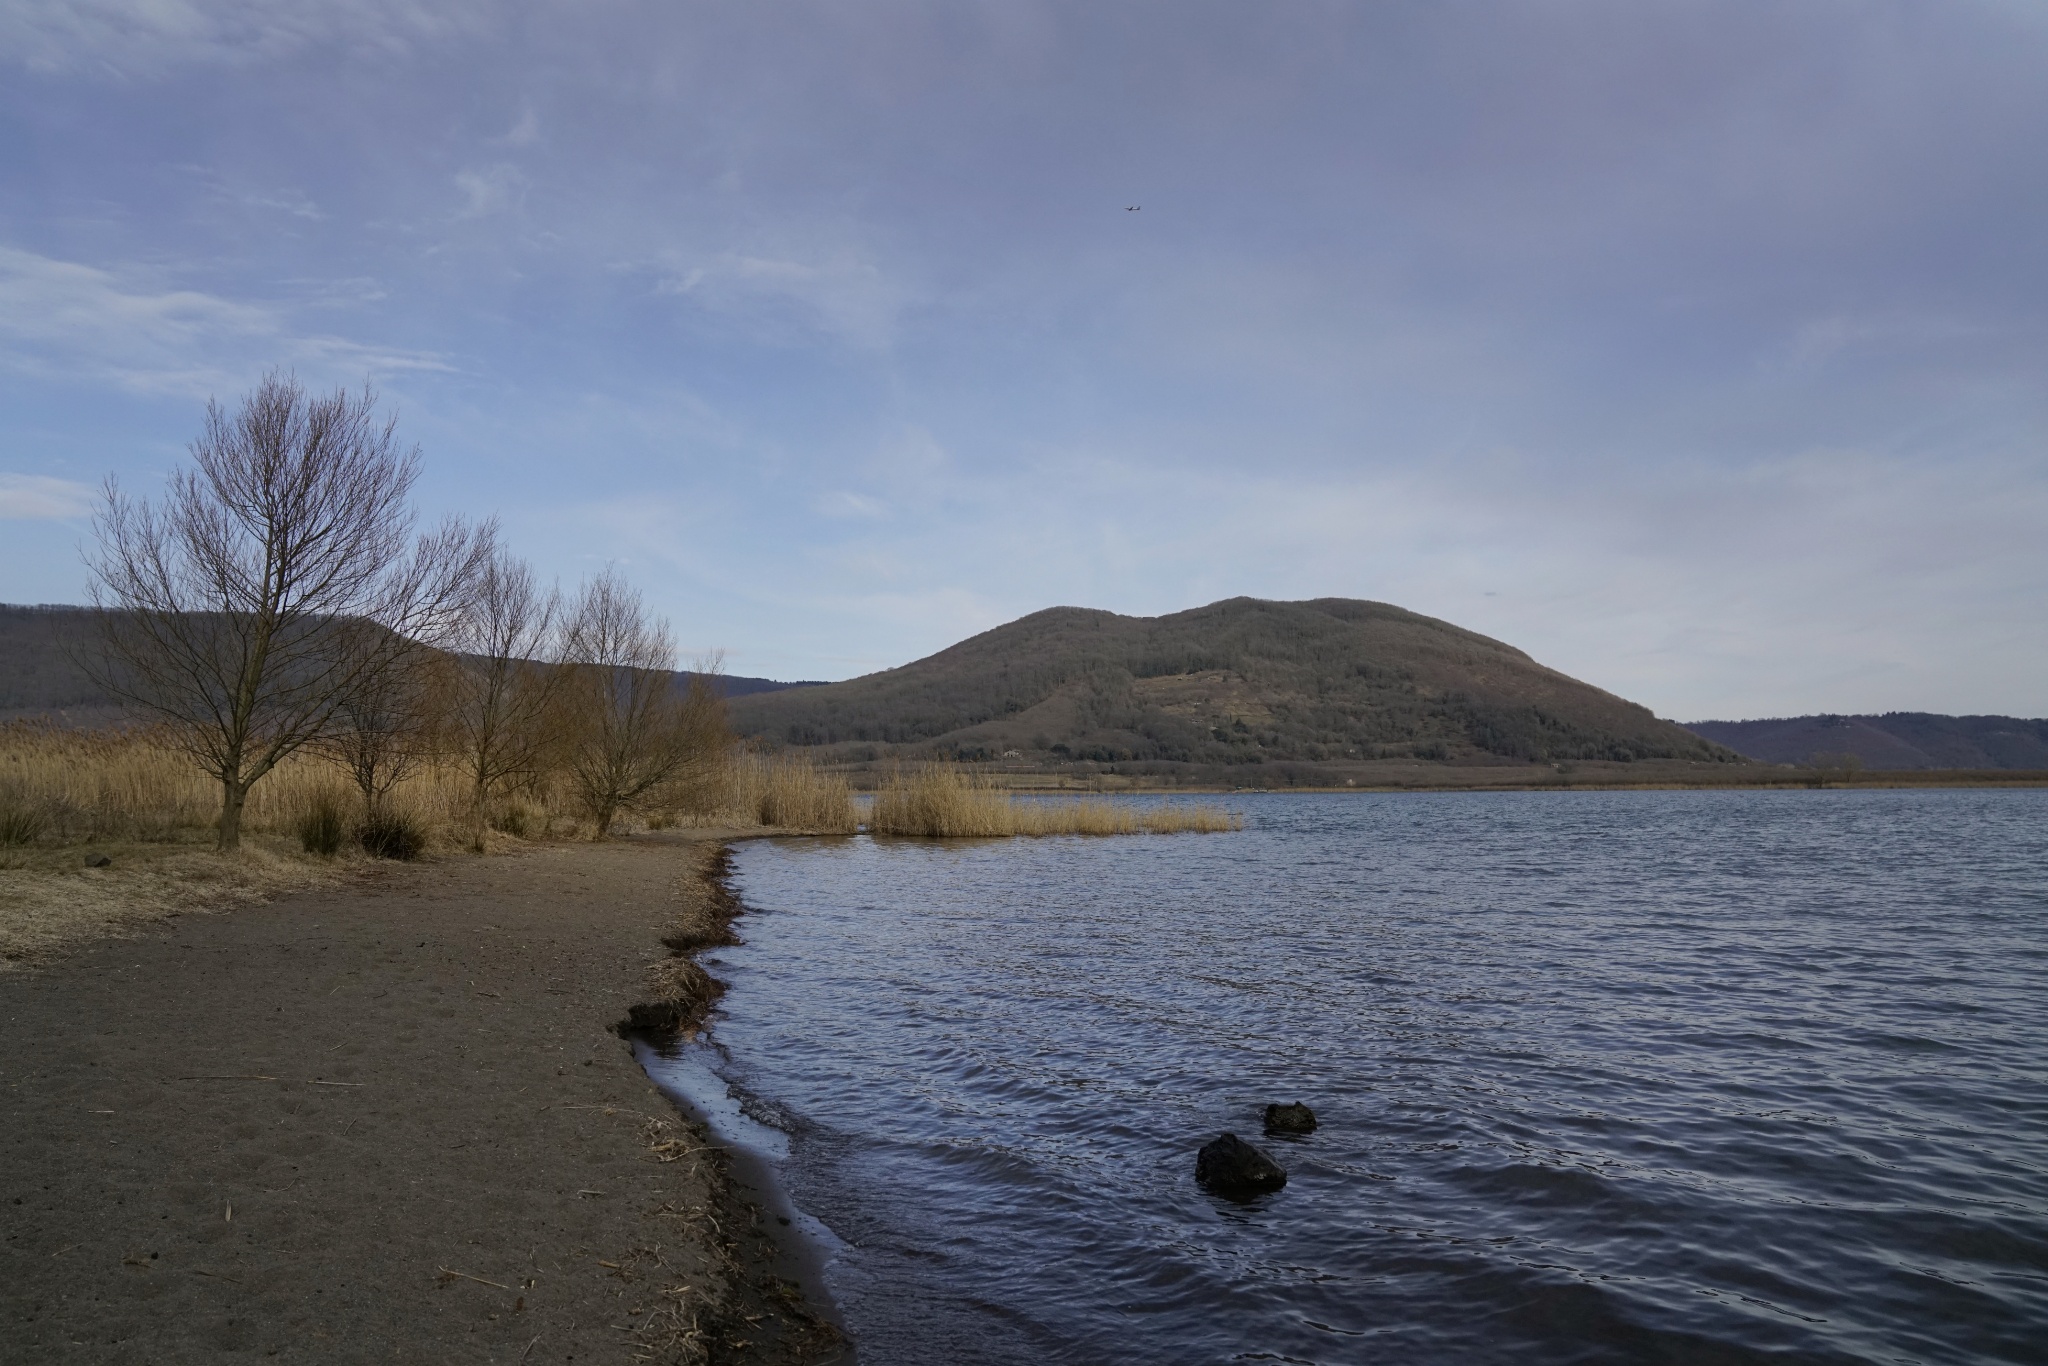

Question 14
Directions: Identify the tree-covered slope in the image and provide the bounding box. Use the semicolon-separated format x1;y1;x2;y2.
731;597;1737;766
1684;713;2048;770
0;604;812;724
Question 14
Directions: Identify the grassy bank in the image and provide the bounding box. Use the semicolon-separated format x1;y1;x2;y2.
0;724;868;965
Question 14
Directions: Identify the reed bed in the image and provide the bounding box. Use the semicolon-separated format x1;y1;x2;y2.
0;726;1234;854
746;755;860;833
0;722;518;853
867;764;1241;838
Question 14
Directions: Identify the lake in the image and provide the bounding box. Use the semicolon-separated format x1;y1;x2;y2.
644;790;2048;1365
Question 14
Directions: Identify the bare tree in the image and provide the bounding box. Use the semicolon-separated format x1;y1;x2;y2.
323;517;494;819
560;569;729;838
84;371;486;852
443;549;567;849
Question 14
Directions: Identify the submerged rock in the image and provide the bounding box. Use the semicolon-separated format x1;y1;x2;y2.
1264;1101;1317;1135
1196;1132;1287;1197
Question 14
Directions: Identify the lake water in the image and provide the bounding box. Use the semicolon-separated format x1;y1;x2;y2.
645;791;2048;1365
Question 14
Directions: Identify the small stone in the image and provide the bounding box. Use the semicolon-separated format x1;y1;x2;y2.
1195;1132;1287;1197
1264;1101;1317;1135
83;853;112;868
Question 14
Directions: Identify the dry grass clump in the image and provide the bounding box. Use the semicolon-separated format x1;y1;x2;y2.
750;755;858;832
0;837;342;968
868;765;1240;838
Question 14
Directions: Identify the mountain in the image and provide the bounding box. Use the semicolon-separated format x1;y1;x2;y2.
0;604;816;724
729;597;1738;772
1683;714;2048;770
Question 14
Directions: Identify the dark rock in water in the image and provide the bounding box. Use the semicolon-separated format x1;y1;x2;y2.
83;853;112;868
1264;1101;1317;1134
1196;1132;1287;1196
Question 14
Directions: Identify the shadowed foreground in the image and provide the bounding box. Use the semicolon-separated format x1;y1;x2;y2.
0;836;841;1365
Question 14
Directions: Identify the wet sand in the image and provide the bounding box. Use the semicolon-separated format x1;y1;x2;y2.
0;833;845;1365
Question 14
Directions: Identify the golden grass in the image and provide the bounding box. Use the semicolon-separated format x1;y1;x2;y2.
747;755;859;833
0;722;558;967
1;723;430;842
0;728;1232;966
867;764;1241;837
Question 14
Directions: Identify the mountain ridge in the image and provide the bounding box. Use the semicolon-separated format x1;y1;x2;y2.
729;595;1738;773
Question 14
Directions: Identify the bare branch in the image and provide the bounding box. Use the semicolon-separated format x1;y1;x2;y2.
559;569;729;837
82;370;482;851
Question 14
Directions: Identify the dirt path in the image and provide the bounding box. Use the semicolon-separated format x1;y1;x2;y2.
0;834;844;1366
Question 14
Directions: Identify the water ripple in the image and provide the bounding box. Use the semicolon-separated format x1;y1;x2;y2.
651;789;2048;1365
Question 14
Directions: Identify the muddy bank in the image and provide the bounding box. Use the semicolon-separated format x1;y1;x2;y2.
0;832;843;1365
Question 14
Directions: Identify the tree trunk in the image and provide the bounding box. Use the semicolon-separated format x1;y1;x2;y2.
470;774;491;854
217;774;248;853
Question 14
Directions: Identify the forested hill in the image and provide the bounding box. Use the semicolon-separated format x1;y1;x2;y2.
1683;714;2048;770
0;604;813;724
729;596;1737;769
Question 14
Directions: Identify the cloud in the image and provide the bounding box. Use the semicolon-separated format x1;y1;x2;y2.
814;491;889;519
496;106;540;148
454;163;527;219
654;248;909;350
0;0;496;74
0;244;449;393
0;473;95;519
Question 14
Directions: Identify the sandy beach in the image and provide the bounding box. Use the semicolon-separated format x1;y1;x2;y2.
0;834;845;1365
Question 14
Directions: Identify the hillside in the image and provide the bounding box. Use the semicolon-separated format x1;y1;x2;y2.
0;604;814;724
1684;714;2048;770
730;597;1738;773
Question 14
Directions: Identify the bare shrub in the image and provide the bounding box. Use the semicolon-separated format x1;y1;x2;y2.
560;570;730;838
323;523;489;821
295;788;349;857
357;807;427;860
488;802;535;838
444;550;568;850
84;371;488;851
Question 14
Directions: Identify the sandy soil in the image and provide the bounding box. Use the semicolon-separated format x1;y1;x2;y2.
0;836;344;971
0;834;846;1366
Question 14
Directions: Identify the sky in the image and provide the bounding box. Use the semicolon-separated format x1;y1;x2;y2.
1;0;2043;720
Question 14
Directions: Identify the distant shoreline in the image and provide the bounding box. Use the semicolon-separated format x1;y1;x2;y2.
836;762;2048;795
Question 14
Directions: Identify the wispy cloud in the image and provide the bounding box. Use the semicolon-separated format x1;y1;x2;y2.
0;473;96;520
654;248;909;350
814;491;889;519
495;105;540;148
0;0;497;74
454;163;527;219
0;244;448;393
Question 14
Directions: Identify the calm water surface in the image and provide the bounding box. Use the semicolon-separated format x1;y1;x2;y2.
648;791;2048;1365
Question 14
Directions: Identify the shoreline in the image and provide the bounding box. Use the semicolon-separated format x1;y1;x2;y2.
615;839;852;1365
0;830;848;1365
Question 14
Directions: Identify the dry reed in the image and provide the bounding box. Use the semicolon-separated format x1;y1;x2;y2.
750;755;859;832
0;721;541;851
867;764;1240;837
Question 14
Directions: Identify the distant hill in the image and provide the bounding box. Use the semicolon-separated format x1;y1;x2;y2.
1683;714;2048;770
730;597;1738;770
0;604;815;724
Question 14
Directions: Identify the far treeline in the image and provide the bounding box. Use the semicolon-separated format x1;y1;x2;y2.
60;373;728;854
